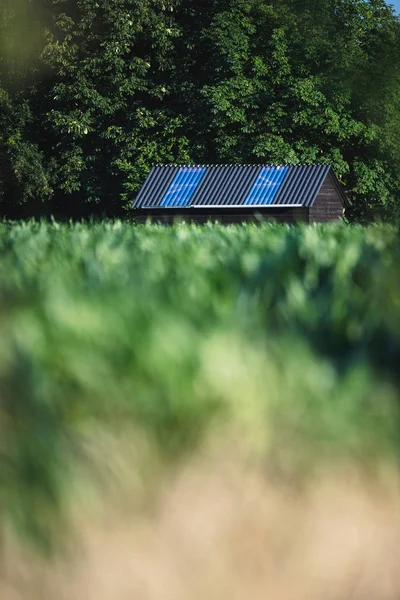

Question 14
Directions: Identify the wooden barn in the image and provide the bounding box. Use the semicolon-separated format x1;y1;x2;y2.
132;164;348;224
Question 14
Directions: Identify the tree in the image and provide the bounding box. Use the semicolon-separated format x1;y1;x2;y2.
0;0;52;216
171;0;400;220
1;0;400;220
40;0;191;216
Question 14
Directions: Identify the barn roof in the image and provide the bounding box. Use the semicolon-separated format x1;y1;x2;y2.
132;164;347;209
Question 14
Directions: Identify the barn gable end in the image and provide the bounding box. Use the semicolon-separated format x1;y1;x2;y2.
308;171;346;223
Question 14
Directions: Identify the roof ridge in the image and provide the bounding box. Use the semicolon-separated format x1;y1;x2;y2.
150;162;332;167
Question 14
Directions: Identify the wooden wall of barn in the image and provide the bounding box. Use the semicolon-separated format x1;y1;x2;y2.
309;172;345;223
134;208;309;225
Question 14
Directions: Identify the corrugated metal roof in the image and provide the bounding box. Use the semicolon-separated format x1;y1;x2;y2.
132;164;337;209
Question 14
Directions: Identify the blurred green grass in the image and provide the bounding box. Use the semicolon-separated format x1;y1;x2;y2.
0;220;400;550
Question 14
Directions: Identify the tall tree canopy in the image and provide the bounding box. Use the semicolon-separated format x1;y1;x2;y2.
0;0;399;220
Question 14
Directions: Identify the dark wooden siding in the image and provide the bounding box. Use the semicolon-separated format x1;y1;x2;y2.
309;172;345;223
134;207;309;225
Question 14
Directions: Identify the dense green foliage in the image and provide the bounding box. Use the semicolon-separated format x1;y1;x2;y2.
0;0;400;220
1;221;400;548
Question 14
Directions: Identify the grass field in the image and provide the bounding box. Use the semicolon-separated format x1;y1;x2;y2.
1;220;400;598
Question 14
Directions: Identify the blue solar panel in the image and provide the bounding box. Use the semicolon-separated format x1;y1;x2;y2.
160;167;207;207
244;166;289;205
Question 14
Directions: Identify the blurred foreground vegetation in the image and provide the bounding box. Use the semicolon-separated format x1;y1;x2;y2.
0;221;400;550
